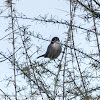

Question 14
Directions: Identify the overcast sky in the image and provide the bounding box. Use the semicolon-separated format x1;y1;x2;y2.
0;0;99;99
0;0;69;99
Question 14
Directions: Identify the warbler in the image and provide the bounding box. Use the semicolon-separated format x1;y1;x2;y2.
37;37;62;60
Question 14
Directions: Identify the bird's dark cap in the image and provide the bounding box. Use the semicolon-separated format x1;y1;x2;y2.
51;37;60;42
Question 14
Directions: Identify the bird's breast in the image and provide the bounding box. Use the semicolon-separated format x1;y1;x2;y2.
52;42;61;50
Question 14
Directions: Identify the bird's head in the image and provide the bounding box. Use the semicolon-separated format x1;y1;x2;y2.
51;37;60;44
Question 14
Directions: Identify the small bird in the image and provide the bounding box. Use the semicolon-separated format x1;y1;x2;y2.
37;37;62;60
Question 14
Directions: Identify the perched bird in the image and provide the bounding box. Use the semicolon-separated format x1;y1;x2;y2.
37;37;62;60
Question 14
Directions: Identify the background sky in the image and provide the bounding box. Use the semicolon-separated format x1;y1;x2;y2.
0;0;69;99
0;0;99;99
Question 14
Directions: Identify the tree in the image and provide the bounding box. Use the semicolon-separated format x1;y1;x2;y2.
0;0;100;100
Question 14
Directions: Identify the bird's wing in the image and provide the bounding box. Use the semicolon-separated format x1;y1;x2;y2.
45;43;53;57
37;43;52;59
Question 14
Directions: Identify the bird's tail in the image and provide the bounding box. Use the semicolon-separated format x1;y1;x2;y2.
37;54;45;59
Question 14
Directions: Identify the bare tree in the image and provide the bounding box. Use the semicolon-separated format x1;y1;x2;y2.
0;0;100;100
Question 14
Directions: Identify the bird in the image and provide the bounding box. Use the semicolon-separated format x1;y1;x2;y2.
37;37;62;60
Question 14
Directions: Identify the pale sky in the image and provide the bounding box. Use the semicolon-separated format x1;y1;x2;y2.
0;0;99;99
0;0;69;99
